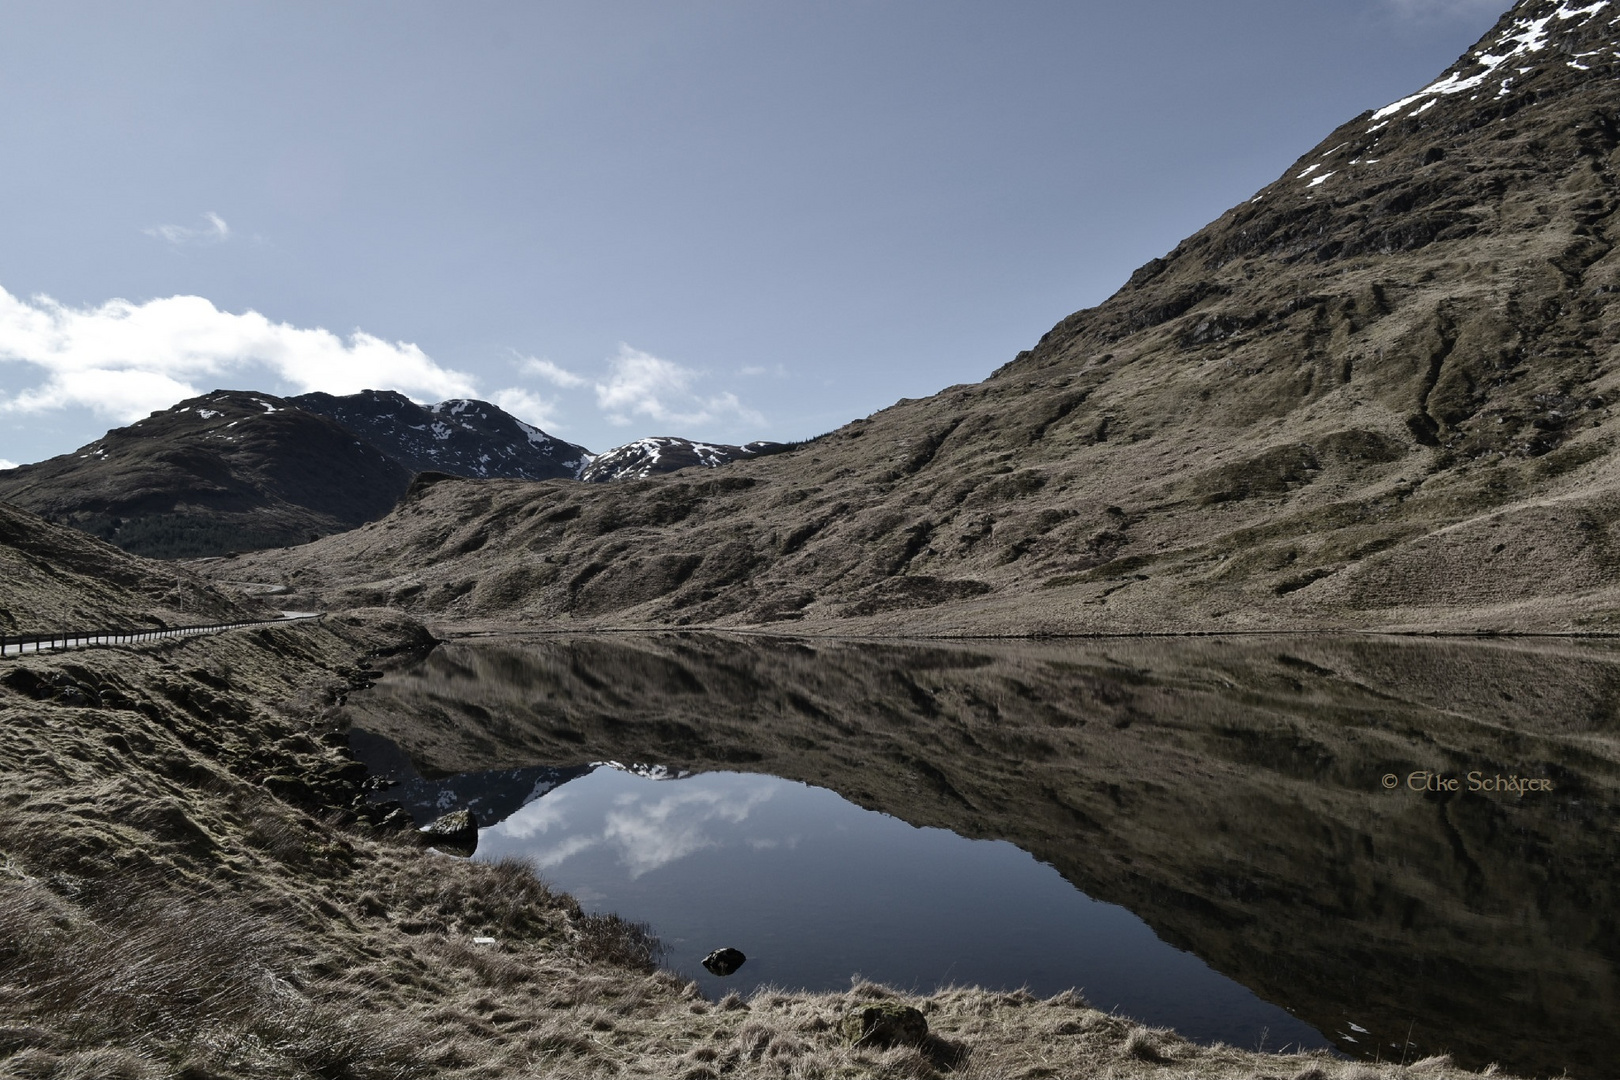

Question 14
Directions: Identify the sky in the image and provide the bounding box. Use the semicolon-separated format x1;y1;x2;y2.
0;0;1511;467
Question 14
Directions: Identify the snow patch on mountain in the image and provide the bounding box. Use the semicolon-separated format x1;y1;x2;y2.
579;436;785;483
1371;1;1612;123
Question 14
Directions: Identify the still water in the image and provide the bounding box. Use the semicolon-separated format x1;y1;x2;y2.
346;632;1620;1078
472;763;1326;1051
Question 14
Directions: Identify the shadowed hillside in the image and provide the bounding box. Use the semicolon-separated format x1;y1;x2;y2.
219;1;1620;633
0;391;414;558
0;501;269;633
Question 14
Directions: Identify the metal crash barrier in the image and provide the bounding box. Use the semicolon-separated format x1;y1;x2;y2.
0;614;322;658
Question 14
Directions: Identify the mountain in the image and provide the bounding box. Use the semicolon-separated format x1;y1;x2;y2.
0;390;414;558
0;385;789;558
217;0;1620;633
288;389;590;481
0;389;593;558
579;436;787;482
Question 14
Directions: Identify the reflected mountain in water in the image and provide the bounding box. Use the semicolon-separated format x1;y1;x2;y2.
340;633;1620;1078
348;727;594;828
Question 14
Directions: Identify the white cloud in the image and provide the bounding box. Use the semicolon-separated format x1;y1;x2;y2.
594;343;763;429
0;286;478;422
492;386;561;430
519;355;587;389
144;211;231;246
0;458;18;470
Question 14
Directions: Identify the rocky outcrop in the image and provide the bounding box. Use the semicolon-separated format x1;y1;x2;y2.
840;1002;928;1048
418;808;479;856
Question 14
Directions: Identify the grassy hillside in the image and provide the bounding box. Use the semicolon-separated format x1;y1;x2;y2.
0;391;413;559
0;501;271;634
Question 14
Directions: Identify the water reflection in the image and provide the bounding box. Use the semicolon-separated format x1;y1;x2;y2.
344;632;1620;1078
499;771;778;877
472;764;1327;1049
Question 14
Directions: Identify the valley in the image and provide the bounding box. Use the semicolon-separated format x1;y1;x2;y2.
5;3;1620;1077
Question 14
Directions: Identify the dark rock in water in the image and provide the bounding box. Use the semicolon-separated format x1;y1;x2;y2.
701;947;747;976
839;1002;928;1047
419;808;479;855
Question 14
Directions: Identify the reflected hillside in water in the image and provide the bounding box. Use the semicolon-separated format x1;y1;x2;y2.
341;633;1620;1078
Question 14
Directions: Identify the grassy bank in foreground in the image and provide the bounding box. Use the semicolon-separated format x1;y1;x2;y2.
0;612;1520;1079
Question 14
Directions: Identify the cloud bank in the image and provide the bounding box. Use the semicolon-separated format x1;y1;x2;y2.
0;287;478;422
0;286;766;450
595;344;764;429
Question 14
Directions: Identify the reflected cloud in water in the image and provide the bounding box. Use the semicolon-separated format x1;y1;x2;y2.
490;767;778;878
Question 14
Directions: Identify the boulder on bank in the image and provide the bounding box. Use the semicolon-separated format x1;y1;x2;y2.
839;1002;928;1047
419;808;478;855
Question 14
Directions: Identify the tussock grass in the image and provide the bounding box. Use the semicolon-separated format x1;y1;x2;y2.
0;878;279;1045
0;873;435;1080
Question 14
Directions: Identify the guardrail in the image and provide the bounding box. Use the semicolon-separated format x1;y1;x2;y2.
0;613;322;658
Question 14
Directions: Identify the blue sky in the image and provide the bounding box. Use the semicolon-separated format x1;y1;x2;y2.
0;0;1509;466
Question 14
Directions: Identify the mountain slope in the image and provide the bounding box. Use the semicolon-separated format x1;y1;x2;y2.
0;390;414;558
0;386;782;558
0;389;594;558
0;500;268;632
223;0;1620;633
289;389;590;480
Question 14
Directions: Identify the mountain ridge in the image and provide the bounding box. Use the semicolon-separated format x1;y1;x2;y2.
286;389;590;482
0;389;773;558
579;436;790;482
